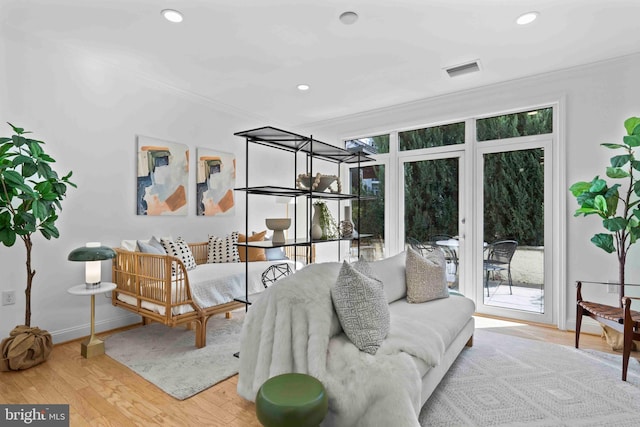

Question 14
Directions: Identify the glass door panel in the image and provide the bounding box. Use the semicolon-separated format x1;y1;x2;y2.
403;157;460;290
482;148;545;313
350;164;385;261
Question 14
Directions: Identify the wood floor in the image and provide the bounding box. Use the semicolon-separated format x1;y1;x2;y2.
1;317;635;427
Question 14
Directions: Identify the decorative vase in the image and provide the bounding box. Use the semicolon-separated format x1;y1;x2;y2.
340;205;358;238
311;205;323;240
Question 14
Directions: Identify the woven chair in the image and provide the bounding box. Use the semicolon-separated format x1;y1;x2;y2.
575;281;640;381
483;240;518;297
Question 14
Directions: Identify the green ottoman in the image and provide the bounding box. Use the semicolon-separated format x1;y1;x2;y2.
256;373;328;427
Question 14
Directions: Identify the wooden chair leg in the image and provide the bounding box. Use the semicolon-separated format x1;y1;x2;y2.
194;319;205;348
622;297;633;381
623;324;632;381
575;304;583;349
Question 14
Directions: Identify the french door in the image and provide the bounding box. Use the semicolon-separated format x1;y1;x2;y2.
400;151;466;291
474;139;553;324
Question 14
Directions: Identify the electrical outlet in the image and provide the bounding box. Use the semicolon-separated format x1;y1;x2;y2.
1;291;16;305
607;280;618;294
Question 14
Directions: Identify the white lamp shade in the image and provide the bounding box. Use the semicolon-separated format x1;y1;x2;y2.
85;261;101;284
85;242;101;285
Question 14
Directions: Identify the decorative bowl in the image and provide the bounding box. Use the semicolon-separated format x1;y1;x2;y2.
265;218;291;244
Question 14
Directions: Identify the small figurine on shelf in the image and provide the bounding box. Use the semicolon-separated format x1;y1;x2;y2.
339;205;358;238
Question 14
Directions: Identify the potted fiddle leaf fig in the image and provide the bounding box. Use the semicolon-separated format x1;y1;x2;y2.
0;123;76;371
569;116;640;302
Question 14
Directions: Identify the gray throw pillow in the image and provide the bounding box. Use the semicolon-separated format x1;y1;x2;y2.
137;236;166;255
331;261;390;355
406;246;449;303
264;236;288;261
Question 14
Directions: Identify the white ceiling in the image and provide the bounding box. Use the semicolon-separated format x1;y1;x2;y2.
3;0;640;127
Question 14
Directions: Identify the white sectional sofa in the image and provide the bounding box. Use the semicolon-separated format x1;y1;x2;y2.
237;251;475;427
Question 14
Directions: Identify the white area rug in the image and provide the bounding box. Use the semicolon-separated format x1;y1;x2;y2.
419;329;640;426
104;311;244;400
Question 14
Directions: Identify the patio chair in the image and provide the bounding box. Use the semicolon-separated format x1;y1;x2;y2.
406;237;437;257
483;240;518;297
429;234;459;278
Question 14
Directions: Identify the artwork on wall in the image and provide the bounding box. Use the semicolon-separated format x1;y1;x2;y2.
196;148;236;216
136;135;189;216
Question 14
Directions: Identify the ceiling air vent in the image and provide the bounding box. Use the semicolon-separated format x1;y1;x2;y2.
445;60;480;78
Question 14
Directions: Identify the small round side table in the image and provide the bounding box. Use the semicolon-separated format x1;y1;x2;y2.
256;373;328;427
67;282;116;358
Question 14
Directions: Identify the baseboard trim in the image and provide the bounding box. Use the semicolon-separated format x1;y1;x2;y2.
50;313;141;344
565;316;602;336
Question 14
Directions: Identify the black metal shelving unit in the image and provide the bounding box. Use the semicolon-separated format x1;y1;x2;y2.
233;126;374;307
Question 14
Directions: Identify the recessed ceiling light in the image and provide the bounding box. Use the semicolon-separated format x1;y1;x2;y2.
297;84;310;91
516;11;539;25
339;11;359;25
162;9;183;23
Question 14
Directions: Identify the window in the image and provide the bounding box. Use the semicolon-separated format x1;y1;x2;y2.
477;107;552;141
345;134;389;154
399;122;465;151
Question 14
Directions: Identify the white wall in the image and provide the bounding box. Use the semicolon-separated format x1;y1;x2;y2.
0;31;290;342
3;27;639;342
302;53;640;331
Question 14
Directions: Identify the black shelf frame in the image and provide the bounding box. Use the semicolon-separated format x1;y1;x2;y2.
234;126;374;309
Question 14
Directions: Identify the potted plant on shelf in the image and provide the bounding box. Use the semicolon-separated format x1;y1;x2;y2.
311;201;338;240
569;116;640;300
0;123;76;371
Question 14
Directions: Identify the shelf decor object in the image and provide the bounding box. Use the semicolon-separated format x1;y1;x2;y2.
340;205;357;238
266;218;291;244
296;173;342;193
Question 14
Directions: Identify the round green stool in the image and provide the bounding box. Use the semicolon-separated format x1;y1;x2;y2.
255;373;328;427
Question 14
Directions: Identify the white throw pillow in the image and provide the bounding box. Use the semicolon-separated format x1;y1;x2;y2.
369;251;407;303
161;237;197;271
331;261;390;355
207;232;240;263
120;239;139;252
405;246;449;303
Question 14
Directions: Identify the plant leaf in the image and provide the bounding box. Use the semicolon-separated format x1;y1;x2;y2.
611;154;631;167
7;123;24;135
603;217;627;232
606;166;629;179
0;227;17;247
623;135;640;147
569;181;592;197
594;195;608;214
1;170;25;187
624;117;640;135
591;233;615;253
602;143;626;149
589;177;606;193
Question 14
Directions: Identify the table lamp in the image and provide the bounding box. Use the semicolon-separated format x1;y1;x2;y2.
68;242;116;289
